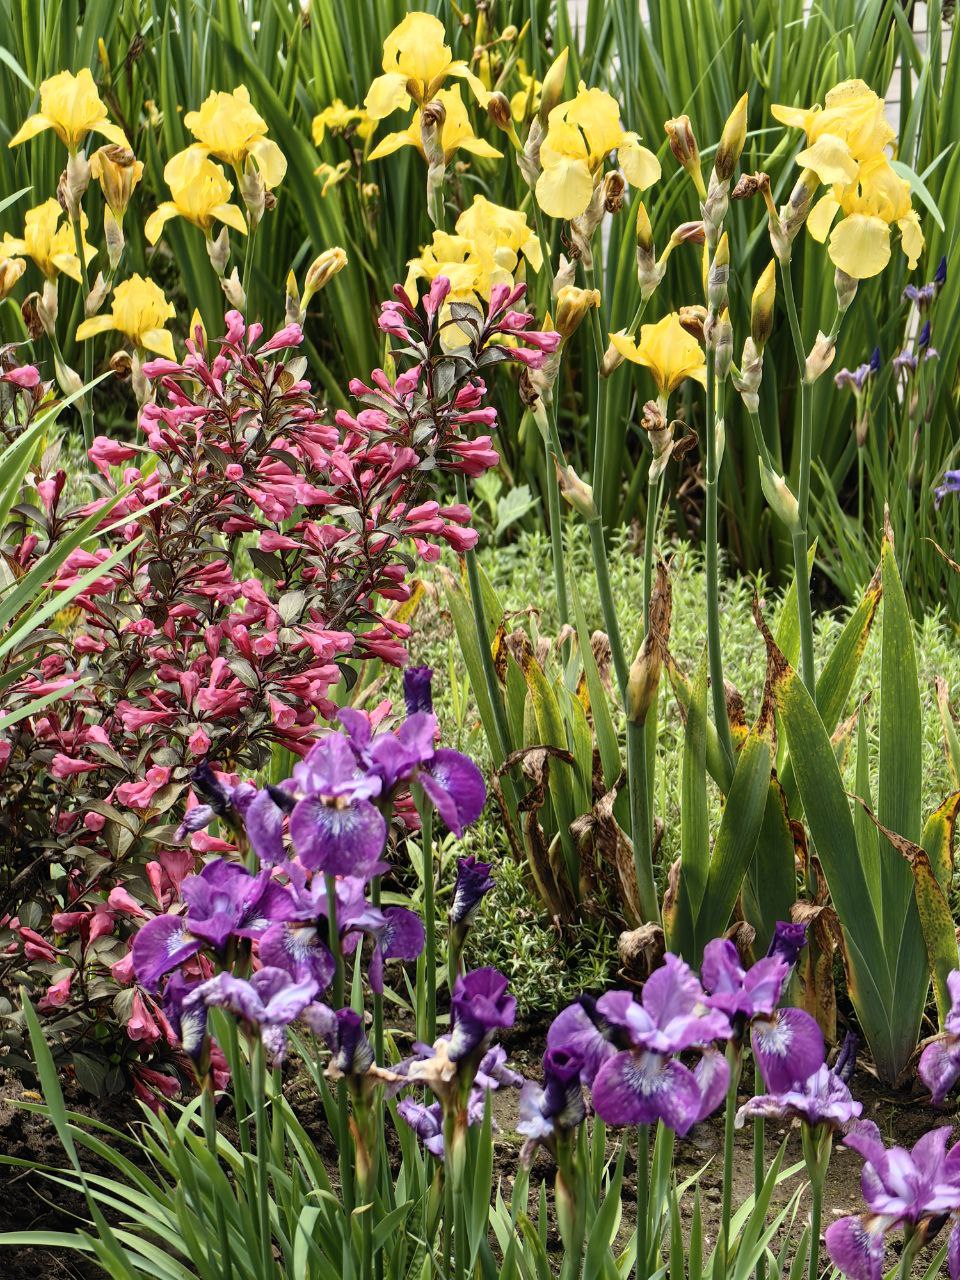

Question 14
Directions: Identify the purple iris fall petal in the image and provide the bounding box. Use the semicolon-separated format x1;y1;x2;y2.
259;920;335;990
403;665;434;715
289;794;387;876
132;914;201;990
735;1064;862;1132
188;967;318;1065
919;1038;960;1106
591;1049;702;1134
162;972;207;1061
418;748;486;835
449;967;516;1061
824;1215;886;1280
398;1097;446;1157
751;1006;824;1093
842;1120;960;1223
690;1048;730;1127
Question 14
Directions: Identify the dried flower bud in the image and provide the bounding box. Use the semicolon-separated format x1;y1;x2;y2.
58;151;91;221
600;339;626;378
759;461;801;533
85;271;110;317
750;260;777;349
38;279;59;338
678;305;706;340
774;170;820;261
602;170;626;213
109;349;132;380
641;400;667;434
732;171;769;201
240;167;266;227
734;335;763;414
627;632;663;724
835;267;858;315
805;331;836;383
0;257;25;301
486;92;514;133
21;292;44;341
556;463;597;520
670;221;706;246
303;247;347;305
538;48;569;126
664;115;705;198
206;226;231;277
714;93;748;184
554;285;601;340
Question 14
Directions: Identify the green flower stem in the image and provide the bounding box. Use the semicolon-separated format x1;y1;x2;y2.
415;785;437;1045
324;873;354;1219
202;1078;235;1280
705;355;735;766
543;405;570;632
800;1124;830;1280
753;1058;765;1280
721;1040;742;1262
584;268;607;516
70;211;95;451
241;220;258;305
251;1041;274;1278
778;262;817;693
643;474;661;630
635;1123;650;1280
454;471;517;811
587;514;660;924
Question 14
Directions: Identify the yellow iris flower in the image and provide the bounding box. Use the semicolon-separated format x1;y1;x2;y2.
772;79;894;186
312;100;375;144
184;86;287;189
368;87;501;165
609;313;707;398
364;12;488;121
144;148;248;244
1;199;96;282
76;274;176;359
455;195;542;276
510;63;541;123
8;68;126;152
806;154;923;279
535;83;660;220
404;232;496;304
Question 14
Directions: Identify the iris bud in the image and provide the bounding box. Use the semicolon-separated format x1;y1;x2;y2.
714;93;748;184
665;114;705;198
750;260;777;350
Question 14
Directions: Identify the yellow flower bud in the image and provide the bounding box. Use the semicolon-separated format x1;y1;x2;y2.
538;47;569;125
0;256;26;301
714;92;748;184
636;201;654;254
303;246;347;304
664;115;705;198
553;285;601;341
750;260;777;349
90;144;143;218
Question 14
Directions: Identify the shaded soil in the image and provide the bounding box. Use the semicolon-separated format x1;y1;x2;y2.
0;1021;954;1278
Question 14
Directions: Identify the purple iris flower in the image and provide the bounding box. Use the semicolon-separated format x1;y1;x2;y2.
919;970;960;1104
342;904;424;994
162;972;207;1063
475;1043;524;1091
403;665;434;715
517;1048;585;1151
450;856;494;926
176;763;259;840
750;1005;824;1093
935;469;960;508
448;967;516;1061
835;353;879;394
546;995;620;1087
825;1121;960;1280
935;255;948;288
735;1063;861;1131
766;919;808;969
287;733;387;877
185;966;318;1064
243;787;290;866
396;1041;520;1154
701;937;789;1023
918;320;932;350
132;860;293;989
397;1097;446;1157
586;956;733;1135
903;282;936;309
303;1005;376;1077
893;348;918;377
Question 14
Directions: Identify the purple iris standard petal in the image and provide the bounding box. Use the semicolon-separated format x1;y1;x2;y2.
259;920;335;990
176;803;215;840
751;1007;824;1093
597;961;731;1055
449;967;516;1061
289;794;387;876
162;972;207;1062
245;790;287;866
824;1215;886;1280
546;1000;617;1086
337;707;374;759
517;1081;553;1141
701;938;788;1019
418;748;486;835
450;856;494;925
475;1045;524;1091
331;1008;375;1075
189;967;317;1064
292;732;383;802
403;666;434;715
398;1097;445;1157
132;914;201;989
690;1048;730;1127
182;862;292;948
591;1049;702;1134
735;1064;862;1131
766;920;808;968
919;1037;960;1106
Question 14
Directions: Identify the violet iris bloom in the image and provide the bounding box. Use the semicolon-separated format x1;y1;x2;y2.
403;665;434;715
450;856;494;926
186;966;317;1064
342;903;424;993
766;919;808;969
132;859;293;989
396;1040;520;1155
517;1048;585;1155
243;786;290;866
303;1004;376;1078
826;1121;960;1280
546;995;620;1087
288;733;387;877
919;970;960;1105
735;1063;861;1132
397;1097;446;1157
588;956;733;1135
448;967;516;1061
935;470;960;508
163;972;207;1063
